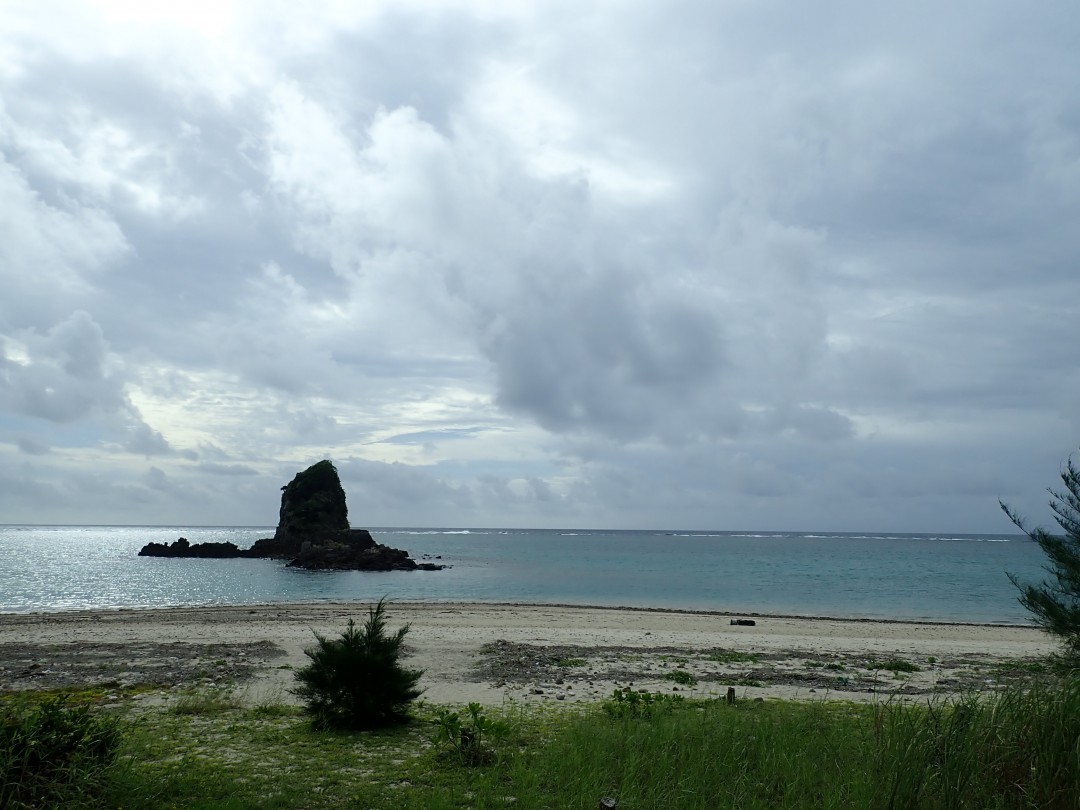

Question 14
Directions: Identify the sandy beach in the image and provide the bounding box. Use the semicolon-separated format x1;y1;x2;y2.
0;602;1057;706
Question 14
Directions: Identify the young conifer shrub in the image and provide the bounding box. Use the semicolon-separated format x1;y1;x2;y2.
292;598;423;730
1002;451;1080;665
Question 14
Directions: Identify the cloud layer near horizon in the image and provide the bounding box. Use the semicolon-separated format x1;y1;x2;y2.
2;1;1079;531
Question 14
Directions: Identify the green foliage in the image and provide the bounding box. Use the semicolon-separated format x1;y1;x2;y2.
1002;452;1080;664
279;459;349;534
292;599;423;730
873;679;1080;809
1;694;122;809
555;657;587;668
871;658;921;674
431;702;510;766
168;688;243;716
663;669;697;685
601;688;685;719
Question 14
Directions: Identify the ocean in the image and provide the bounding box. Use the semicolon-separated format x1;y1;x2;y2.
0;525;1048;624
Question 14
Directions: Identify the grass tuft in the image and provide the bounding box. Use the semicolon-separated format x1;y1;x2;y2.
662;670;697;686
555;658;587;668
168;688;243;716
1;693;123;809
868;658;922;673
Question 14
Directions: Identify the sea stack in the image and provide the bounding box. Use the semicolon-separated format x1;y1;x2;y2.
245;459;353;558
140;460;444;571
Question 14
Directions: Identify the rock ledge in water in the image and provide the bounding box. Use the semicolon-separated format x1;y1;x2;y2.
138;538;243;559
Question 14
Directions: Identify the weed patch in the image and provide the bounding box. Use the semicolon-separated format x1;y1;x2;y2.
555;658;587;668
601;689;686;719
431;702;510;766
663;670;697;686
168;688;243;716
869;658;921;673
1;693;122;809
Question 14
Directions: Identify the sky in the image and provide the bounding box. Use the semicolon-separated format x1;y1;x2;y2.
1;1;1079;532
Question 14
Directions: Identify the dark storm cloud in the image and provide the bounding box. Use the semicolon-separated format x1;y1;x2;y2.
483;269;726;439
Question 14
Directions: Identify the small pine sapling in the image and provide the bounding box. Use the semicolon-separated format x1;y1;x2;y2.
1002;452;1080;666
293;598;423;730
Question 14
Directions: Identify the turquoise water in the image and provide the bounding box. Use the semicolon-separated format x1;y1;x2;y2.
0;525;1048;623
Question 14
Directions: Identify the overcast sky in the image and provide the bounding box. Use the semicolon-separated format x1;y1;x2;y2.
1;1;1078;532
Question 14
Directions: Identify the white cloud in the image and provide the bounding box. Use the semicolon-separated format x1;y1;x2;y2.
0;1;1078;530
0;157;130;323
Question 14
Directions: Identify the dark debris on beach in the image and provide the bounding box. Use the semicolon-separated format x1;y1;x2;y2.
0;640;285;692
472;640;1054;697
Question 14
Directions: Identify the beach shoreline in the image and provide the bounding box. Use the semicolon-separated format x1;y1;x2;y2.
0;602;1057;706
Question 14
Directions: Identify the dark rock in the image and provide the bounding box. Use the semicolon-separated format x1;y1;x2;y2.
280;459;349;532
247;460;350;558
730;619;757;626
138;460;444;572
246;527;375;561
138;537;243;558
288;535;422;571
258;461;445;571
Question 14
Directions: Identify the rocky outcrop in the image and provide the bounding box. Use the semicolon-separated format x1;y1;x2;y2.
287;531;444;571
279;459;349;541
137;460;445;572
138;537;243;558
246;460;352;559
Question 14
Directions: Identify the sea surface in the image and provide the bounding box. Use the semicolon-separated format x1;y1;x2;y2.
0;526;1050;623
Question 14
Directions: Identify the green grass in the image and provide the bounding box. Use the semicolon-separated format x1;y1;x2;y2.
168;688;244;716
1;693;123;809
805;659;845;671
555;658;587;668
9;676;1080;809
662;670;697;686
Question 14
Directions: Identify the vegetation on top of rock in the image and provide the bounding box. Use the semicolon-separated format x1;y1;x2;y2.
277;459;349;536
